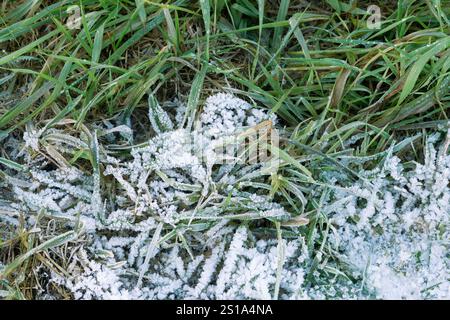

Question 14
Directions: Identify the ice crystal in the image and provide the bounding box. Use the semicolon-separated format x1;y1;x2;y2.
62;226;309;300
325;138;450;299
200;93;276;138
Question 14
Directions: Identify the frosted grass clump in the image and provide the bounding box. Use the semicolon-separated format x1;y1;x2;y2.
200;93;276;138
2;91;448;300
62;226;310;300
206;226;309;300
1;164;96;231
95;93;290;278
325;136;450;299
0;92;295;299
58;260;137;300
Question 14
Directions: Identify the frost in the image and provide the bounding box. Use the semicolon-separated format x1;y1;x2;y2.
200;93;276;138
23;128;40;151
1;92;449;300
325;139;450;299
62;226;309;300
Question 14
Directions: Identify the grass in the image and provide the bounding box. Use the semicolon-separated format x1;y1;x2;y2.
0;0;449;299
